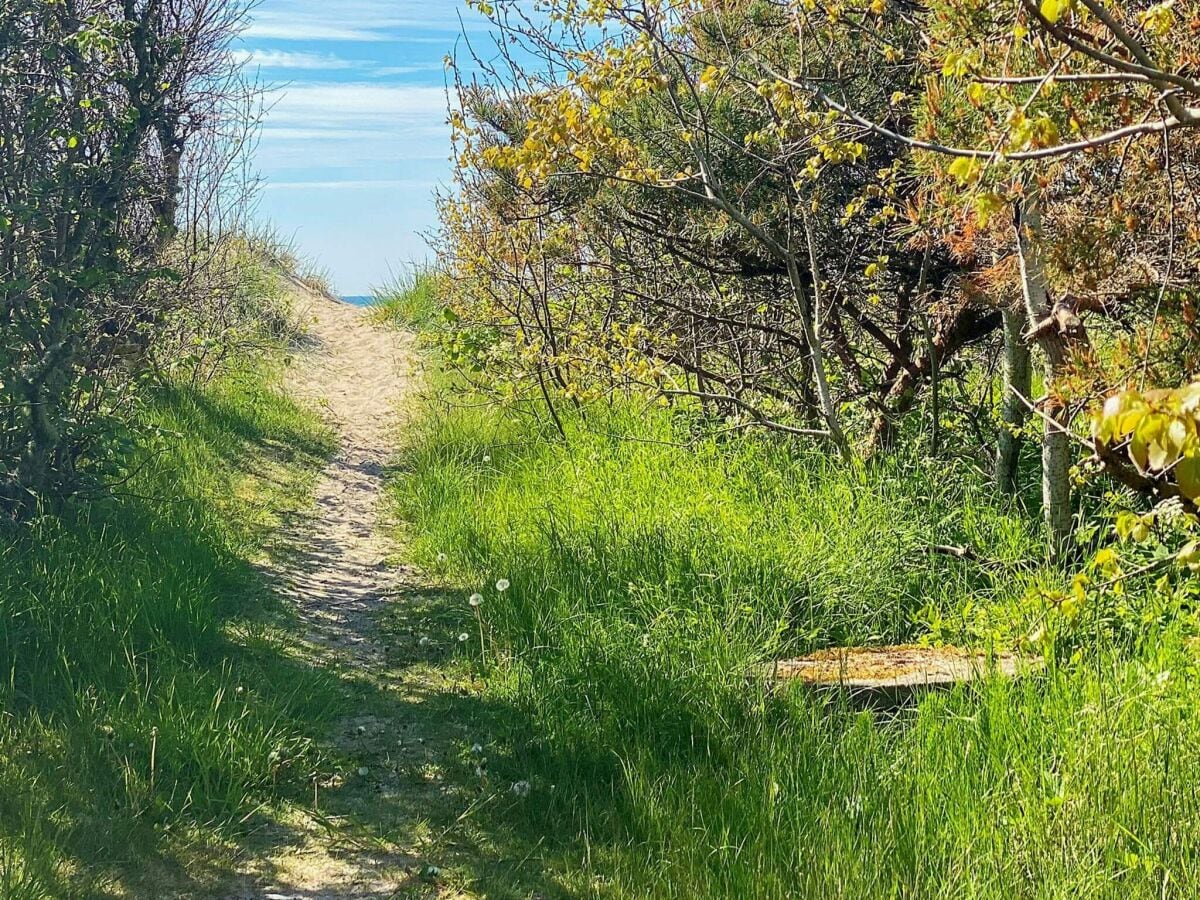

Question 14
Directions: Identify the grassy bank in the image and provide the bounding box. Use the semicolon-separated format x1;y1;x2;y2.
370;269;444;330
0;361;336;898
389;390;1200;898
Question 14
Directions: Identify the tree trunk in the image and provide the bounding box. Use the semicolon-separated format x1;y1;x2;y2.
787;257;851;461
689;157;850;458
996;305;1032;494
1041;417;1073;558
869;371;916;452
1014;196;1073;560
923;311;940;455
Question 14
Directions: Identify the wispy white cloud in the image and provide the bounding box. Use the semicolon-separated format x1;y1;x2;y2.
370;64;447;77
266;83;449;126
233;49;447;79
243;0;487;42
245;0;485;292
243;19;393;42
234;48;358;70
257;83;450;170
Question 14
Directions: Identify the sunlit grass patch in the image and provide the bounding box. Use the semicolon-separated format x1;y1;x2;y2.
390;390;1200;897
370;268;445;331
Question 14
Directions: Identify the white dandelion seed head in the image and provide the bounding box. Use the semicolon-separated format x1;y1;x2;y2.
458;632;470;643
469;593;483;607
436;552;447;563
418;636;431;647
496;578;511;592
482;454;491;463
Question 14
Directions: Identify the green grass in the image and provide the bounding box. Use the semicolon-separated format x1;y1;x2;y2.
370;268;445;330
389;390;1200;898
0;361;337;898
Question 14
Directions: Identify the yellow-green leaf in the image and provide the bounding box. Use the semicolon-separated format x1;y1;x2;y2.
1177;455;1200;501
947;156;982;185
1041;0;1073;23
973;191;1006;226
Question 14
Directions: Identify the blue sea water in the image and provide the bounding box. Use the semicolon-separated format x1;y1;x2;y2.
341;295;376;308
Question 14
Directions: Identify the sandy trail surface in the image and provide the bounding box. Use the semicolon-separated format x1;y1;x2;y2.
273;287;415;671
225;286;444;899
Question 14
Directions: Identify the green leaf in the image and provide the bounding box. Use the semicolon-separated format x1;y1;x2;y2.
973;191;1006;226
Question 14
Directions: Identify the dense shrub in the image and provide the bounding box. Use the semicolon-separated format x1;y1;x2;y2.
0;0;250;509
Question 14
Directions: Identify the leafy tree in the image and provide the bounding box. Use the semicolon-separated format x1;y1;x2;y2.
781;0;1200;554
0;0;251;510
441;0;1200;561
444;0;1006;461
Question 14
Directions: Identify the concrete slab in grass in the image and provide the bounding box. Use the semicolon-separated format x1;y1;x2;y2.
768;645;1043;706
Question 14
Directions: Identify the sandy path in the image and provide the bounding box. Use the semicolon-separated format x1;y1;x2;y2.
273;286;416;670
228;285;430;899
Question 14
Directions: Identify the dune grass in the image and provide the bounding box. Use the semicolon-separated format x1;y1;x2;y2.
389;388;1200;898
0;362;337;898
370;268;445;331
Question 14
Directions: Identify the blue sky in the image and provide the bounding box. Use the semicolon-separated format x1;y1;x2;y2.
240;0;492;294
